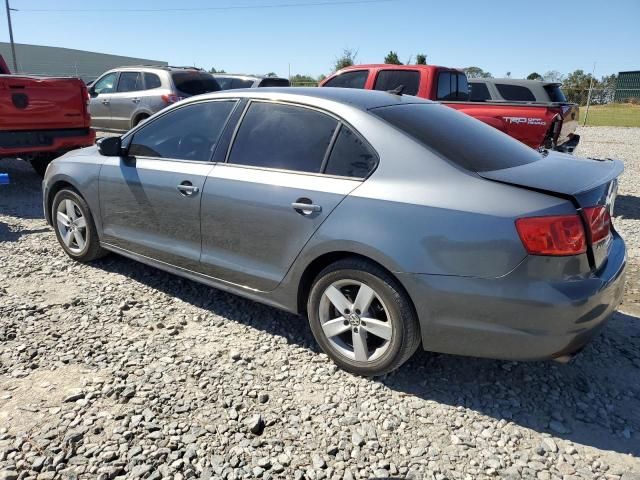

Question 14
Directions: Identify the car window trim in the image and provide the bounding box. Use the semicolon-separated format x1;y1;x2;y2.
373;69;420;94
325;69;368;88
123;98;241;164
223;98;378;180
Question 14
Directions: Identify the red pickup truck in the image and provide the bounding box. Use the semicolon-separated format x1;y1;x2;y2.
320;65;579;153
0;55;95;175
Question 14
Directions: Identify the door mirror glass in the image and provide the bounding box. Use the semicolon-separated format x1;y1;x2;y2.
97;136;122;156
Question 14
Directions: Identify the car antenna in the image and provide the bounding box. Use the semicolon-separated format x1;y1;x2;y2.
388;85;405;95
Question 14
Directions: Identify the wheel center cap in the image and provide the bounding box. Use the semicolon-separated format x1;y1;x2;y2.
347;313;361;326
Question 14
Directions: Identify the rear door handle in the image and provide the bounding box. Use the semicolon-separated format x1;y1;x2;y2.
292;201;321;215
177;182;199;196
132;98;141;103
101;99;110;105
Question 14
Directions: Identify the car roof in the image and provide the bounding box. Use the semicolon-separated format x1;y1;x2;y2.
188;87;433;111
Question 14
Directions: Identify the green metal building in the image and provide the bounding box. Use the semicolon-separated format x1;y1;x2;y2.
614;70;640;102
0;42;167;82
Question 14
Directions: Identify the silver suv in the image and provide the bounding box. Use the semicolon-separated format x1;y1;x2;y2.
88;66;220;132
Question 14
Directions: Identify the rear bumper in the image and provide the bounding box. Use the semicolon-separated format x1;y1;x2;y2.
554;133;580;154
0;128;95;157
398;232;626;361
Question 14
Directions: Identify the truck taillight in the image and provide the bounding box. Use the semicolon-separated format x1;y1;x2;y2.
516;214;586;256
583;206;611;244
161;94;182;104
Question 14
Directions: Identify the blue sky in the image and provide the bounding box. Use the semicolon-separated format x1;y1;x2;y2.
3;0;638;79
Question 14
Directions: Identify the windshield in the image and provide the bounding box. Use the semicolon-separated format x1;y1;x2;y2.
371;103;541;172
171;71;220;95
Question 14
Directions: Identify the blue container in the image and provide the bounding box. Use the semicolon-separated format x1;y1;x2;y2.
0;173;9;185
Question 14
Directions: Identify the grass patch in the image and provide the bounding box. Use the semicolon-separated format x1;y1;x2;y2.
580;103;640;127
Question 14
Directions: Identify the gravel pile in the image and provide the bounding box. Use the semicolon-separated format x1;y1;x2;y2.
1;126;639;479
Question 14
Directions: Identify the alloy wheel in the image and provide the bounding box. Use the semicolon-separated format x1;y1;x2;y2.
318;279;393;363
56;199;87;254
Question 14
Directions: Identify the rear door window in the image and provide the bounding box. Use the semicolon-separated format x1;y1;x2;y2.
543;84;567;102
436;72;469;101
469;82;491;101
144;73;162;89
228;102;338;173
231;78;255;89
496;84;536;102
324;70;368;89
128;100;236;161
373;70;420;96
171;71;221;95
259;78;291;87
117;72;143;92
325;125;377;178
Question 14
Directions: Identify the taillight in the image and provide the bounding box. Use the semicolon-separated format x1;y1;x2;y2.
161;94;182;104
516;215;586;256
583;206;611;244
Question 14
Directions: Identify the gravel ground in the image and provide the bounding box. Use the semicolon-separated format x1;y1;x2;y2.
1;126;639;480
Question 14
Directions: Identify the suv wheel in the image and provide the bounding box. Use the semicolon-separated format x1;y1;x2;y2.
307;258;421;376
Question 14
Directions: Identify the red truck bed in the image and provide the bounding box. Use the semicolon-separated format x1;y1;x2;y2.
320;65;579;152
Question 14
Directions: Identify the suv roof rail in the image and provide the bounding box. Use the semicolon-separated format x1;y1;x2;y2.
167;65;204;71
115;64;170;70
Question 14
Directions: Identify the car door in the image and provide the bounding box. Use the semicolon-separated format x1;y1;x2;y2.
110;71;144;131
89;72;118;129
99;99;238;270
199;100;371;292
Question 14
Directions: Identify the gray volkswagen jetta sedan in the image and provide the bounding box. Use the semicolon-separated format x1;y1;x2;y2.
42;88;626;376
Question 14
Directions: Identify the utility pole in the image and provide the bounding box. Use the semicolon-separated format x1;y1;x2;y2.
4;0;18;72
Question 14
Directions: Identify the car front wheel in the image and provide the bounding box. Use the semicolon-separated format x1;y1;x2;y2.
51;188;106;262
307;258;421;376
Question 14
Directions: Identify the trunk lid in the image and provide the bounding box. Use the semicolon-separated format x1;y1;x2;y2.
0;75;89;130
479;152;622;270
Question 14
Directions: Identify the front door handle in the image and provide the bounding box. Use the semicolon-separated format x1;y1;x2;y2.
177;182;199;196
101;99;110;105
132;98;141;103
292;199;321;215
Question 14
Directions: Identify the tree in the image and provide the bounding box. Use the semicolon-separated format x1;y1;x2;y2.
266;72;277;77
333;48;358;72
505;71;512;78
543;70;563;82
463;66;492;78
384;51;402;65
527;72;543;80
209;67;226;74
290;74;317;86
317;74;327;82
416;53;427;65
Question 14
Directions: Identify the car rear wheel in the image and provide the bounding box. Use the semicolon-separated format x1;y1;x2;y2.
52;188;107;262
307;258;421;376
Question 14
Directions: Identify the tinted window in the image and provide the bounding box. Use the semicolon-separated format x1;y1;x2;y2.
496;84;536;102
93;72;118;94
436;72;469;101
171;72;220;95
469;82;491;101
325;126;376;178
373;70;420;96
324;70;368;89
543;84;567;102
117;72;143;92
228;102;338;173
144;73;161;89
128;101;236;161
372;103;540;172
231;78;255;89
259;78;291;87
215;77;233;90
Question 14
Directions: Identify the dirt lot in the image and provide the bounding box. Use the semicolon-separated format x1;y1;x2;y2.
1;126;639;479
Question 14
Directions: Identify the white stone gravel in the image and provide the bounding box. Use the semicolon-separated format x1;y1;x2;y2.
0;127;639;479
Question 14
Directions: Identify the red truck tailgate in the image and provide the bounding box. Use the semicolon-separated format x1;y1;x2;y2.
0;75;89;131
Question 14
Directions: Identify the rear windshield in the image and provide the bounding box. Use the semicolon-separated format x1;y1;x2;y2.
371;103;541;172
171;72;220;95
544;84;567;102
259;78;290;87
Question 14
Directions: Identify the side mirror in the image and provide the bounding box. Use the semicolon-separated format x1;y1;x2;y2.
97;136;123;156
89;87;98;97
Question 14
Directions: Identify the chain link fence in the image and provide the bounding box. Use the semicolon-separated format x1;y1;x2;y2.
563;88;640;127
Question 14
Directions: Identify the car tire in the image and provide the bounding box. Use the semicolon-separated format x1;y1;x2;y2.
29;153;56;177
134;114;149;127
307;258;421;376
51;188;107;262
